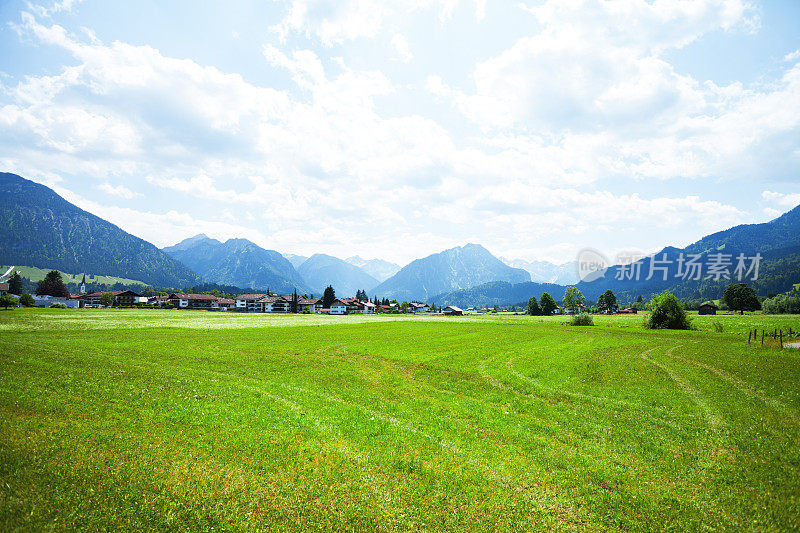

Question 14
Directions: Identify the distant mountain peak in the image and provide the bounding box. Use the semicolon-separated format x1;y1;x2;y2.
163;235;308;293
372;243;530;302
345;255;401;282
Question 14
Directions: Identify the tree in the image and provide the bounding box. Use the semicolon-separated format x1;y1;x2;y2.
400;301;409;313
8;271;23;294
19;293;35;307
527;296;542;316
563;286;585;313
540;293;557;315
322;285;336;308
36;270;70;298
645;291;691;330
99;292;115;307
290;289;299;313
597;289;617;312
723;283;760;315
0;294;18;309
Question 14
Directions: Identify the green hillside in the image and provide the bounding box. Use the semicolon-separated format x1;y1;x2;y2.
0;173;200;288
1;265;146;287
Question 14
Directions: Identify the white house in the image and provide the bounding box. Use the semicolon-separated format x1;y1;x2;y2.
234;294;268;312
329;299;349;315
409;302;431;313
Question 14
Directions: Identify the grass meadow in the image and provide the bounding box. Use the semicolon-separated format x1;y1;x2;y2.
1;308;799;531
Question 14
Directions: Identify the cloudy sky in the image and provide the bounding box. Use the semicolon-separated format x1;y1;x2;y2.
1;0;799;266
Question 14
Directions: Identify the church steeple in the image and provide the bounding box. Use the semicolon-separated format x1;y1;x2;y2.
80;273;87;294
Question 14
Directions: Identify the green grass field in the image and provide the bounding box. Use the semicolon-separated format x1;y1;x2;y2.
1;309;799;531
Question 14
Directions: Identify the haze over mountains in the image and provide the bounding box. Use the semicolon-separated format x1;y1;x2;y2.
297;254;380;297
500;258;579;285
345;256;401;282
3;172;800;305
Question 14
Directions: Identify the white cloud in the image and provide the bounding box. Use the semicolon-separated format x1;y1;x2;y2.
784;50;800;63
99;182;139;199
762;190;800;208
26;0;84;18
270;0;488;45
391;33;413;62
1;5;794;265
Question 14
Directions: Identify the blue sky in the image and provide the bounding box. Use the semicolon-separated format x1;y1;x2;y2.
1;0;799;266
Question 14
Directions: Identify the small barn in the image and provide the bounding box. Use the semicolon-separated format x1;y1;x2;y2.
698;301;718;315
443;306;463;316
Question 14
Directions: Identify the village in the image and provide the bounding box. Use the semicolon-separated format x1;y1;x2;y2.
0;269;658;317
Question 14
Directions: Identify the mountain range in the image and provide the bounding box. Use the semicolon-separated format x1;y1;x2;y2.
0;172;199;288
443;206;800;307
574;205;800;302
3;172;799;304
163;235;309;294
371;243;531;302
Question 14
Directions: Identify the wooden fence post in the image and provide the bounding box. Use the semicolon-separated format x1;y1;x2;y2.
780;330;783;349
762;330;764;346
748;331;752;344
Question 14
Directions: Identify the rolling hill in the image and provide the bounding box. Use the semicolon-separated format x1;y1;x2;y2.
0;172;200;288
372;243;530;302
163;235;309;294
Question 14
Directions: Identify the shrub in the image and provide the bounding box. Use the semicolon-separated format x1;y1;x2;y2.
570;312;594;326
49;302;68;309
762;294;800;314
19;293;35;307
645;292;692;330
0;294;19;309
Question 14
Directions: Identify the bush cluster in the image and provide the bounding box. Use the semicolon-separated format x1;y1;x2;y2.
645;292;692;330
762;294;800;314
570;313;594;326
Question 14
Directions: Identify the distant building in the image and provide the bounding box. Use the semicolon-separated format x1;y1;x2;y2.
168;293;218;309
79;273;86;294
409;302;431;313
33;294;80;308
298;298;321;313
443;306;463;316
255;295;291;313
215;298;235;311
698;301;718;315
81;290;140;307
234;294;269;312
0;282;8;294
